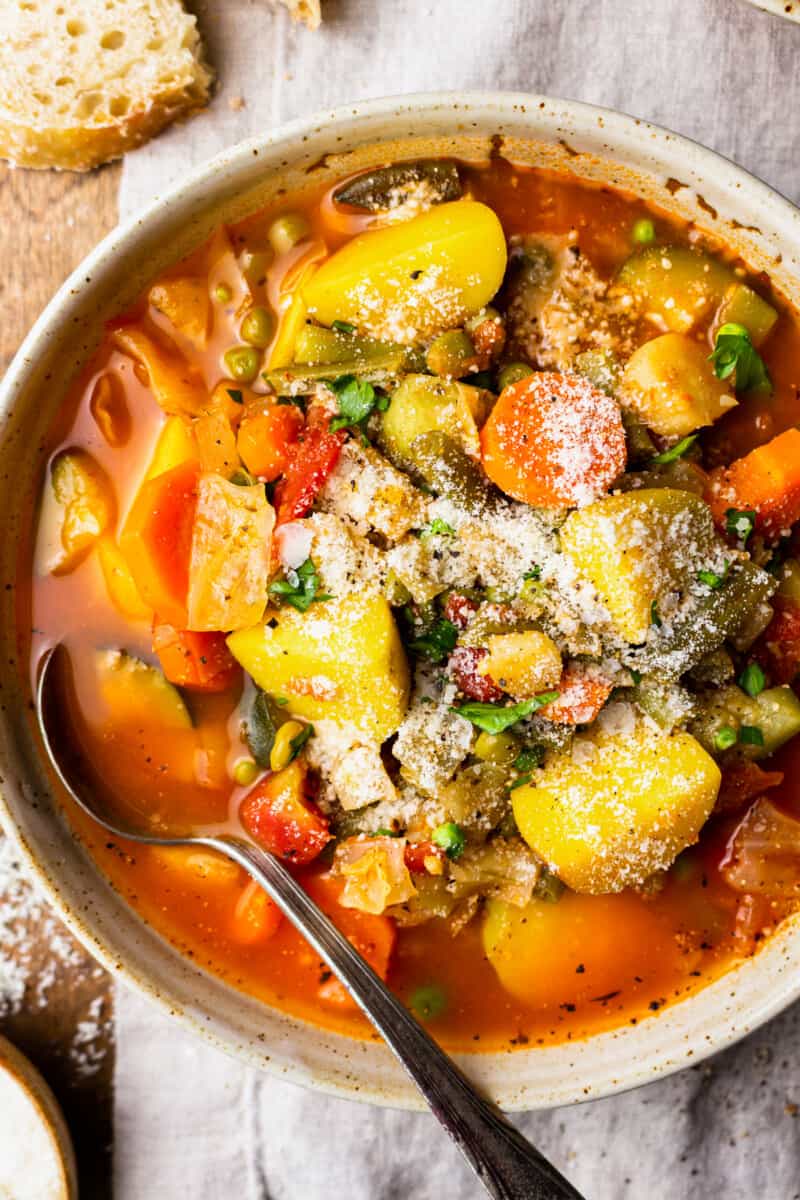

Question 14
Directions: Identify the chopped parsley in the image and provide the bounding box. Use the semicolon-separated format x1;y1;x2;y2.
709;323;772;394
738;662;766;698
269;557;331;612
725;507;756;546
288;723;314;761
331;320;356;334
650;434;698;465
509;745;545;790
714;725;737;751
408;618;458;664
650;600;662;628
697;562;730;591
453;693;559;735
418;518;456;540
739;725;765;747
523;565;542;581
328;374;386;431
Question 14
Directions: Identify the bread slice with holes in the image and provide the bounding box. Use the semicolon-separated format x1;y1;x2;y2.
0;0;214;171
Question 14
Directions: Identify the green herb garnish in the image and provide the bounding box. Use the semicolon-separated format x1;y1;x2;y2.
725;507;756;545
523;565;542;581
431;821;466;860
269;557;331;612
650;600;662;627
452;693;559;734
226;388;244;404
697;562;730;591
709;323;772;394
418;518;456;540
328;374;382;431
739;725;765;747
408;618;458;664
650;434;698;465
714;725;738;751
738;662;766;697
331;320;356;334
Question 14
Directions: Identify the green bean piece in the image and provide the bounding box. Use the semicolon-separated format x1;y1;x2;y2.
406;430;490;514
268;212;311;256
497;362;534;391
333;160;461;211
223;345;261;383
263;348;408;395
240;306;276;349
426;329;477;378
294;324;404;367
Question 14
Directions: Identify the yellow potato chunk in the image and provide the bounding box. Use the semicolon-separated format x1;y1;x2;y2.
478;631;562;699
617;245;733;333
560;488;720;644
97;537;152;621
227;594;410;741
622;332;736;438
511;711;720;892
145;415;198;479
302;200;507;342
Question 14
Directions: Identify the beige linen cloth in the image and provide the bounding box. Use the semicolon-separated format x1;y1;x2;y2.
116;2;800;1196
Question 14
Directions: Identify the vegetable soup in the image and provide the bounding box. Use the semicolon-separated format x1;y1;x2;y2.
27;157;800;1050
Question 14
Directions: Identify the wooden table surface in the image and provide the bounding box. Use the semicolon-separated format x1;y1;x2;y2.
0;161;121;1198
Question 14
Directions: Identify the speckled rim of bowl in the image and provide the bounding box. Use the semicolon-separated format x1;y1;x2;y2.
744;0;800;21
2;92;800;1113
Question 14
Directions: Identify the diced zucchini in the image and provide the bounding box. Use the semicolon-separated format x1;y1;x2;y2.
380;374;489;464
293;324;408;367
621;332;736;438
617;245;733;333
511;711;720;892
714;282;778;348
95;649;193;730
691;683;800;759
333;160;462;211
227;594;410;742
264;349;407;394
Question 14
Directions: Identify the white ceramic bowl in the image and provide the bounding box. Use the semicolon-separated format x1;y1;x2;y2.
745;0;800;21
2;93;799;1111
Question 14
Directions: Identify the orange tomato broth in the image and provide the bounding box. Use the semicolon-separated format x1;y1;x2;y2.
23;158;800;1052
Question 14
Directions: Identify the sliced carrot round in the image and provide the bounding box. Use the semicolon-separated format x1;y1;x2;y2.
480;371;626;507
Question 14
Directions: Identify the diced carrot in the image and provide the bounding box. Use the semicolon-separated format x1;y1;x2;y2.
273;422;346;524
152;620;241;692
714;761;784;815
119;460;200;627
706;427;800;540
237;405;304;481
239;760;331;865
305;872;396;1009
231;879;282;944
753;599;800;686
539;666;613;725
480;371;626;508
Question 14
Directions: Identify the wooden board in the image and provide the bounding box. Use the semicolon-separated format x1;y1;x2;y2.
0;160;120;1199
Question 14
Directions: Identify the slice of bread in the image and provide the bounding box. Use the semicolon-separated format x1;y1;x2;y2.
281;0;321;27
0;0;214;171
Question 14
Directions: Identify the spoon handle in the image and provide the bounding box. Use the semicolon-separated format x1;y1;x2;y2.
208;835;584;1200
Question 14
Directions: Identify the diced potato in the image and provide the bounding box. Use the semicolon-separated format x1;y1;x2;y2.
112;325;208;417
94;649;192;731
40;449;116;575
145;415;198;479
483;889;682;1006
690;683;800;760
560;488;722;644
713;282;778;348
621;333;736;438
187;476;273;632
381;374;489;464
478;631;562;699
149;277;211;349
227;594;410;741
511;709;720;892
302;200;508;342
97;537;152;621
617;245;733;333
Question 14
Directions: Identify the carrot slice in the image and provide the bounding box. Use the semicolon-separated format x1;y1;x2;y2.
480;371;626;508
152;621;241;692
706;427;800;540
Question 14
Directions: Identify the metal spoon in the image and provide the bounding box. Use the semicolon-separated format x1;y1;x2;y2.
36;645;585;1200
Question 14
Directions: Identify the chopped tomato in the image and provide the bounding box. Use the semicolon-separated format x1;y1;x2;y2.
539;666;612;725
239;760;331;865
404;841;445;874
443;592;479;630
715;760;784;815
305;872;396;1009
706;427;800;540
152;621;241;692
480;371;626;508
273;422;346;524
753;600;800;685
119;460;200;627
449;645;504;702
237;405;304;481
230;879;282;944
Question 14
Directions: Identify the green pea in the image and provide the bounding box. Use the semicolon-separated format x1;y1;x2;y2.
497;362;534;391
425;329;476;378
233;759;259;786
213;282;233;303
268;212;311;256
240;306;275;349
632;218;656;245
431;821;466;860
223;345;261;383
409;984;447;1021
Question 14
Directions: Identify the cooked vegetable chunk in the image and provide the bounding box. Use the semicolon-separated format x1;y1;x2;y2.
511;709;720;892
239;760;331;864
112;325;208;417
691;683;800;760
480;372;626;507
94;648;192;731
621;333;736;438
333;160;462;211
97;537;152;621
478;631;562;700
334;837;417;915
152;623;241;692
145;415;198;479
560;488;724;644
714;282;778;348
706;428;800;540
42;449;116;575
381;374;489;464
227;594;410;741
149;277;211;349
617;245;733;333
302;200;507;342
